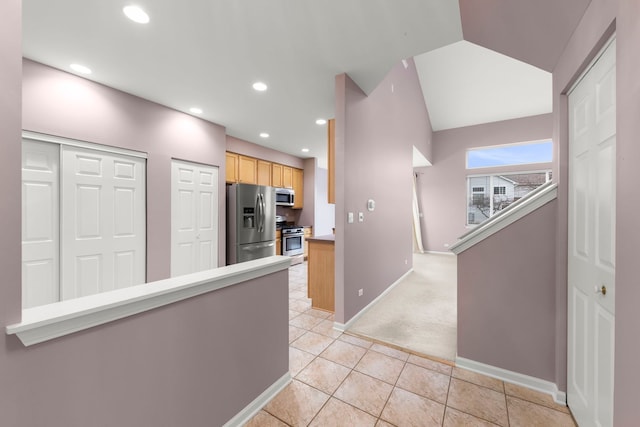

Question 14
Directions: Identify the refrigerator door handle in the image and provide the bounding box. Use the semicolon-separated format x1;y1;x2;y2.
260;193;266;232
255;193;261;232
257;193;263;232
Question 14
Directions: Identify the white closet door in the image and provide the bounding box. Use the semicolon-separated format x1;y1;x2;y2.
22;140;60;308
171;160;218;277
61;147;146;299
568;38;616;427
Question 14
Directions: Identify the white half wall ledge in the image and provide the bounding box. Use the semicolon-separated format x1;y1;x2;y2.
6;256;291;346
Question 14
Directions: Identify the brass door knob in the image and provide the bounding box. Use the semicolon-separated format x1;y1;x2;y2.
595;285;607;296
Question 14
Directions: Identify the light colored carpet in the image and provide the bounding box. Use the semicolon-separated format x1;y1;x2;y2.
348;252;457;361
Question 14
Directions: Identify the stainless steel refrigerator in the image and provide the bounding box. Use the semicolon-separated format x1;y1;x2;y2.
226;183;276;264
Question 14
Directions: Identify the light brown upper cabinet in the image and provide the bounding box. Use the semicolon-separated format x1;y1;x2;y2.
226;152;239;183
292;168;304;209
238;155;257;184
257;160;271;186
328;118;335;204
271;163;283;187
283;166;293;189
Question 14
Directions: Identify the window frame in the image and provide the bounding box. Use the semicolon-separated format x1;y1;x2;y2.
466;170;552;227
466;139;553;170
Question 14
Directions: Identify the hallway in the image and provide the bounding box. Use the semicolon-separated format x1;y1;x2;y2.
348;253;457;361
243;262;576;426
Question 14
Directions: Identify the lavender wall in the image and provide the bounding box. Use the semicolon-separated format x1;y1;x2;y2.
614;2;640;423
4;55;289;424
457;200;558;381
22;59;228;276
2;271;289;427
334;58;432;323
552;0;640;422
0;0;22;329
418;114;552;253
226;135;304;169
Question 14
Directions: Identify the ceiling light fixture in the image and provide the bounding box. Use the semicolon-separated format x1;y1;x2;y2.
252;82;268;91
189;107;203;115
70;63;92;74
123;5;150;24
315;119;327;125
259;133;269;138
301;148;310;153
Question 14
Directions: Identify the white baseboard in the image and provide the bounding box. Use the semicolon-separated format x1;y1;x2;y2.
455;357;567;405
333;269;413;332
223;372;292;427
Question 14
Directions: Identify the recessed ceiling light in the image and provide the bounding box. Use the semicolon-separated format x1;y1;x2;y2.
315;119;327;125
301;148;310;153
253;82;268;91
70;63;92;74
123;5;150;24
259;133;269;138
189;107;203;115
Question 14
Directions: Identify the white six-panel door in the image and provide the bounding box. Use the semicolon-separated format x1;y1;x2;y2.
22;140;60;308
568;37;616;427
61;146;146;299
171;160;218;277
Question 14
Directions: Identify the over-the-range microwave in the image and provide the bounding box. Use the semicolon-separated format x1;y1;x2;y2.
275;188;295;206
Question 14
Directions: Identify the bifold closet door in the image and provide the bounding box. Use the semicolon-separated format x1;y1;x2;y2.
60;146;146;299
22;140;60;308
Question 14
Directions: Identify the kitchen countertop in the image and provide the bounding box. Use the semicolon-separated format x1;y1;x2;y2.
306;234;335;242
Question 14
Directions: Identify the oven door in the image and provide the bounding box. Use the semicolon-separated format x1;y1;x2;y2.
283;233;304;256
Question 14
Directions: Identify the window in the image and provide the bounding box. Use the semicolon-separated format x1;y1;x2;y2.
22;135;146;308
467;171;551;225
467;140;553;169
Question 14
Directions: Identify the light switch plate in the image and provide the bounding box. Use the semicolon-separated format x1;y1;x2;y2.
348;212;354;223
358;212;364;222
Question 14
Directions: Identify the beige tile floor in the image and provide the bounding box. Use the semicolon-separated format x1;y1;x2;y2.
244;262;576;427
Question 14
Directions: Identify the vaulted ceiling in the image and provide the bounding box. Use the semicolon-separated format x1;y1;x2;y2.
22;1;591;167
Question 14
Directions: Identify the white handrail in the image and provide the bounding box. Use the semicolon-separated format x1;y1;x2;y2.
450;182;558;254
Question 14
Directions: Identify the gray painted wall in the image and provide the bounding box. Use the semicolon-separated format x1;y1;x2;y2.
457;200;558;382
2;47;288;425
551;0;639;422
334;58;432;323
22;59;228;275
417;114;553;253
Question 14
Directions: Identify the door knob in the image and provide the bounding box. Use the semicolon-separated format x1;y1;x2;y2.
595;285;607;296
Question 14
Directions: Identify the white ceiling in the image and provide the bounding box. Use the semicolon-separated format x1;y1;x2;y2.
414;41;552;131
22;1;552;168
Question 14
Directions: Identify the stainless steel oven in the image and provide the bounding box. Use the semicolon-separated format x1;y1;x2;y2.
282;226;304;256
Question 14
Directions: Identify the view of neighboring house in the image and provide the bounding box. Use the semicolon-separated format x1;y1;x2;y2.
467;172;550;225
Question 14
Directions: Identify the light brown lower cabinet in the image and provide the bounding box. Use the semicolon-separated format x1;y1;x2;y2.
307;237;334;313
276;230;282;256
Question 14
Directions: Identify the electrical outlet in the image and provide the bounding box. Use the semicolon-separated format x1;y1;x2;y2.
358;289;363;296
358;212;364;222
405;259;408;265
